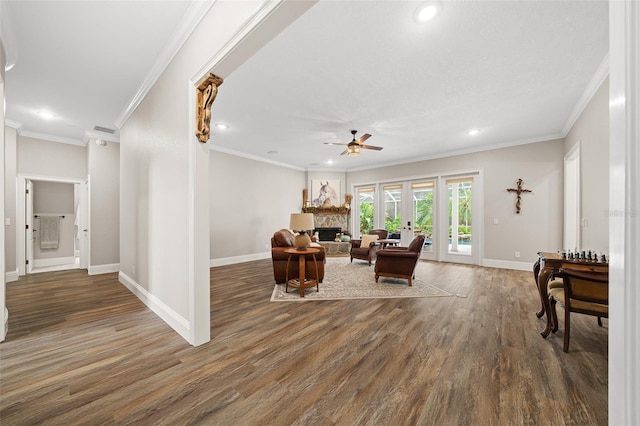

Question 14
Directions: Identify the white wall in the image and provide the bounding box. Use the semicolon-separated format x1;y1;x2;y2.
4;125;17;281
209;151;304;265
1;39;7;341
18;136;87;180
119;0;271;345
88;139;119;271
564;78;609;253
347;139;564;267
608;2;640;422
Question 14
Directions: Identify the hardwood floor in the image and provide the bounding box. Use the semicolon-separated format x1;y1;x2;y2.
1;260;608;425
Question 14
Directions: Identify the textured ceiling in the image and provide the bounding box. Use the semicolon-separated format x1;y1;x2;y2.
3;1;608;171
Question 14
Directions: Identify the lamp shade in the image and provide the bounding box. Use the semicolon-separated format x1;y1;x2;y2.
290;213;314;250
290;213;314;233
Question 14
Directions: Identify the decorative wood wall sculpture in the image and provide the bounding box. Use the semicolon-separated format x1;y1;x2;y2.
195;73;224;143
506;178;532;214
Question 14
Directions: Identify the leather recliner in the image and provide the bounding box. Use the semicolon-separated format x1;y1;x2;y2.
271;229;325;284
374;234;426;286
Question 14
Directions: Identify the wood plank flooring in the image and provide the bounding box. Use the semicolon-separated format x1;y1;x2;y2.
0;260;608;425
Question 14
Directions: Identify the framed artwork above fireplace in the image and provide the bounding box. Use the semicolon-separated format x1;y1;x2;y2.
311;180;340;207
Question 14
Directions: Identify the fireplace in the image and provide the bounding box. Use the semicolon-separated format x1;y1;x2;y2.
314;227;342;242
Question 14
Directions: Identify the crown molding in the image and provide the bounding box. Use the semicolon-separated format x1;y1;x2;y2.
18;129;85;147
84;130;120;144
343;133;565;173
4;118;22;129
209;143;305;172
114;0;215;129
561;52;610;137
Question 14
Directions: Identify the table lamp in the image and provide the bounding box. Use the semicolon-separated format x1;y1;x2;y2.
290;213;314;250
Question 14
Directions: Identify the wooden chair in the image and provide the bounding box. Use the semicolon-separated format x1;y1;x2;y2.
548;268;608;352
350;229;388;265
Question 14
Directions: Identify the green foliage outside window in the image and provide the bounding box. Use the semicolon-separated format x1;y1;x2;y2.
359;201;374;235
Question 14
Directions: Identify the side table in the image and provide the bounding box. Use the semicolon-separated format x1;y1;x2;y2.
284;247;320;297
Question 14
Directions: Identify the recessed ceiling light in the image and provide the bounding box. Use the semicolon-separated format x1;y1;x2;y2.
326;159;334;165
414;1;442;23
267;150;278;155
467;129;480;136
215;123;229;130
37;110;56;120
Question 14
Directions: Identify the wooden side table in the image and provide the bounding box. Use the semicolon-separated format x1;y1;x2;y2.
284;247;320;297
378;238;401;249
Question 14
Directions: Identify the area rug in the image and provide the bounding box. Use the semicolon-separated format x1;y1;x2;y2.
270;257;452;301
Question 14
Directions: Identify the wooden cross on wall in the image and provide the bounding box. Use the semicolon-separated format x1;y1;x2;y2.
506;178;532;214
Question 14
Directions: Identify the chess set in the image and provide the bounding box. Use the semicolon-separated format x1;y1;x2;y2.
560;249;607;263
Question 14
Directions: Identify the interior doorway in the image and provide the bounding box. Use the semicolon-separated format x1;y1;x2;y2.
564;143;581;251
17;176;89;275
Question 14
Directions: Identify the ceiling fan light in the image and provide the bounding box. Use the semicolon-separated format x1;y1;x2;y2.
347;145;360;157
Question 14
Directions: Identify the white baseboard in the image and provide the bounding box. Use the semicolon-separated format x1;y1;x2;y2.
483;258;533;271
33;256;76;268
118;271;191;343
88;263;120;275
5;269;18;282
210;251;270;267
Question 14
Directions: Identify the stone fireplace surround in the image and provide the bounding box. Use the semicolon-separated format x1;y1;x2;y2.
311;212;349;236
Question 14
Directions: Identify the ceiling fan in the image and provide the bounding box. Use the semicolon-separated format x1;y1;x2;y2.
324;130;383;157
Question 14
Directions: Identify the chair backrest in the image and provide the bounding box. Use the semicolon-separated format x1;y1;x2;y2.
272;229;295;248
370;229;389;240
560;268;609;306
407;234;426;253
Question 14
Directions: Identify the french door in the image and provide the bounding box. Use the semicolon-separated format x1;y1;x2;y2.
353;172;480;264
439;174;481;265
380;180;437;261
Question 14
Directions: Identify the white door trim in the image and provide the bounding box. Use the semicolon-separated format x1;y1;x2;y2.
17;174;88;276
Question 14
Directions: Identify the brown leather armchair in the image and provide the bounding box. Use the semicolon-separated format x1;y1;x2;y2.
374;234;426;286
350;229;388;265
271;229;325;284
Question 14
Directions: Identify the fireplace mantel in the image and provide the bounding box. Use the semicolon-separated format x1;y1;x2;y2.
302;206;349;214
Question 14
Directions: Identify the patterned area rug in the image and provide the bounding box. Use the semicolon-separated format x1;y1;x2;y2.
270;257;453;301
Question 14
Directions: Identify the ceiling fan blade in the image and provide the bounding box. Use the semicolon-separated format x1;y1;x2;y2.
340;148;349;155
356;133;372;144
360;145;383;151
324;142;348;146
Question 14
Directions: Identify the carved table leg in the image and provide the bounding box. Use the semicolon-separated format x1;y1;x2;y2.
537;267;554;338
533;259;544;318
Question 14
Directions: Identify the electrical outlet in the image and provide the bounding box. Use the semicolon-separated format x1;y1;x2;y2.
515;251;521;258
265;244;270;249
493;218;499;225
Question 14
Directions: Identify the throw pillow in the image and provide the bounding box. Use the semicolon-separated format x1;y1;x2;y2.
360;234;379;248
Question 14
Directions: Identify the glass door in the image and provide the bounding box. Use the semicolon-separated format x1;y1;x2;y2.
412;181;436;260
354;186;375;239
381;181;436;260
439;175;480;264
382;184;405;242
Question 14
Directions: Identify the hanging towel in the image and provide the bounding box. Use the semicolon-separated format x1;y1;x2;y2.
40;216;60;250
